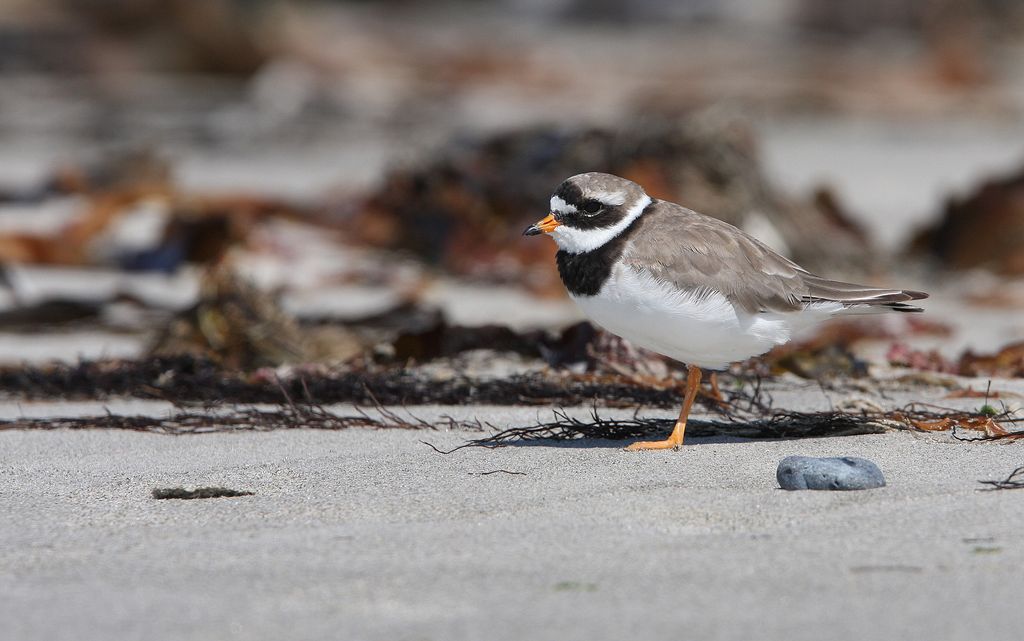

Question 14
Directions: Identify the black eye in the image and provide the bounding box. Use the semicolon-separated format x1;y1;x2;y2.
582;201;602;215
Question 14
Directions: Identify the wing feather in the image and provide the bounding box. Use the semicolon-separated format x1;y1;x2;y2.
621;201;806;314
620;201;927;314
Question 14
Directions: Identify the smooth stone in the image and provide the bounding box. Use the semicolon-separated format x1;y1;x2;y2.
777;456;886;491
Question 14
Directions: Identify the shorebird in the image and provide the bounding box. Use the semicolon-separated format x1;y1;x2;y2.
524;172;927;451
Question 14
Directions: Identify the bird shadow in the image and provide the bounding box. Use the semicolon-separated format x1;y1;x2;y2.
421;415;845;454
486;434;752;450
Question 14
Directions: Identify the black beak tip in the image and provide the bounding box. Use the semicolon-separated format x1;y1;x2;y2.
523;224;541;237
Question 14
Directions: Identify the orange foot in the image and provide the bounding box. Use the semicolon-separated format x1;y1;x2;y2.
624;434;683;451
624;364;701;452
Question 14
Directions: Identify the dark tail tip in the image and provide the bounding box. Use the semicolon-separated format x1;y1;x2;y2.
887;302;926;313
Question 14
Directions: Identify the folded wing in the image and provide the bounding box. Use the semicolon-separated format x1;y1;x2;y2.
621;201;928;315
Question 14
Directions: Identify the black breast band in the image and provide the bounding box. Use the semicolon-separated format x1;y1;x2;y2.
555;201;653;297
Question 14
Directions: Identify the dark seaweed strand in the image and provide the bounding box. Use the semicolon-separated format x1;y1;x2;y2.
978;465;1024;490
0;357;687;407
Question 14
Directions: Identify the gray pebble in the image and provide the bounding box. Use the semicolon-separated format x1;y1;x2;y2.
777;456;886;491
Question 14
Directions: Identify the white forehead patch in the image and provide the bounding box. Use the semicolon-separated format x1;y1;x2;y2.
550;195;576;214
550;194;651;255
587;190;628;207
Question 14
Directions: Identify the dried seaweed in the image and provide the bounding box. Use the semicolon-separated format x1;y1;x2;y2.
420;408;880;453
979;465;1024;490
152;487;254;500
3;340;1022;445
148;264;310;369
0;406;371;435
0;385;487;435
889;340;1024;378
909;162;1024;275
3;385;1021;448
421;399;1024;453
0;405;484;435
0;355;693;407
355;111;871;289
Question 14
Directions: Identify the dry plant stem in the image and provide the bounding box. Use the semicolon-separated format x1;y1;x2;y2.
979;465;1024;490
625;365;701;451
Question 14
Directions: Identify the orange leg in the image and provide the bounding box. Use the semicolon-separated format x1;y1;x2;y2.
625;365;702;451
702;371;728;407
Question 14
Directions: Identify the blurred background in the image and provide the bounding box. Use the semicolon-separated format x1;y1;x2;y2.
1;0;1024;378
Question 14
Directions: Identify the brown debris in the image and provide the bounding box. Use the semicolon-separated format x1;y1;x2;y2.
811;185;869;238
390;318;542;363
758;317;952;379
51;0;274;75
910;163;1024;274
887;343;958;373
959;341;1024;378
148;265;313;369
0;299;105;329
907;415;1008;437
0;354;693;409
353;111;871;290
0;149;317;271
945;386;1001;400
387;317;676;379
766;343;867;379
0;150;175;265
584;330;673;382
889;340;1024;378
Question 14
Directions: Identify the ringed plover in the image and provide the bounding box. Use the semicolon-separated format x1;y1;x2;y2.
524;172;927;451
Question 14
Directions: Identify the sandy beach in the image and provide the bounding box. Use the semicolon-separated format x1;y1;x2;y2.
3;394;1023;641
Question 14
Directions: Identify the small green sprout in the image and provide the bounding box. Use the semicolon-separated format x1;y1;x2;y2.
978;404;998;417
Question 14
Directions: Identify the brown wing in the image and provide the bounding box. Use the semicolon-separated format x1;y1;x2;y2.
619;200;929;314
620;200;809;314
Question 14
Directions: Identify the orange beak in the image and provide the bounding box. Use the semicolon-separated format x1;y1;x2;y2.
523;213;561;236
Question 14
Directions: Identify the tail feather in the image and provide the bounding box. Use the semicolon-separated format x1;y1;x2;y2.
801;275;928;314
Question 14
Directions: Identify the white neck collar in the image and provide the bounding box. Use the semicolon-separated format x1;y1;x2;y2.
550;195;651;254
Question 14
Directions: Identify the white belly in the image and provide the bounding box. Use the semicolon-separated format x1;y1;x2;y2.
571;265;829;369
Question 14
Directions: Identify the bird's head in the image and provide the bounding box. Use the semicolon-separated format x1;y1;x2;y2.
523;172;651;254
